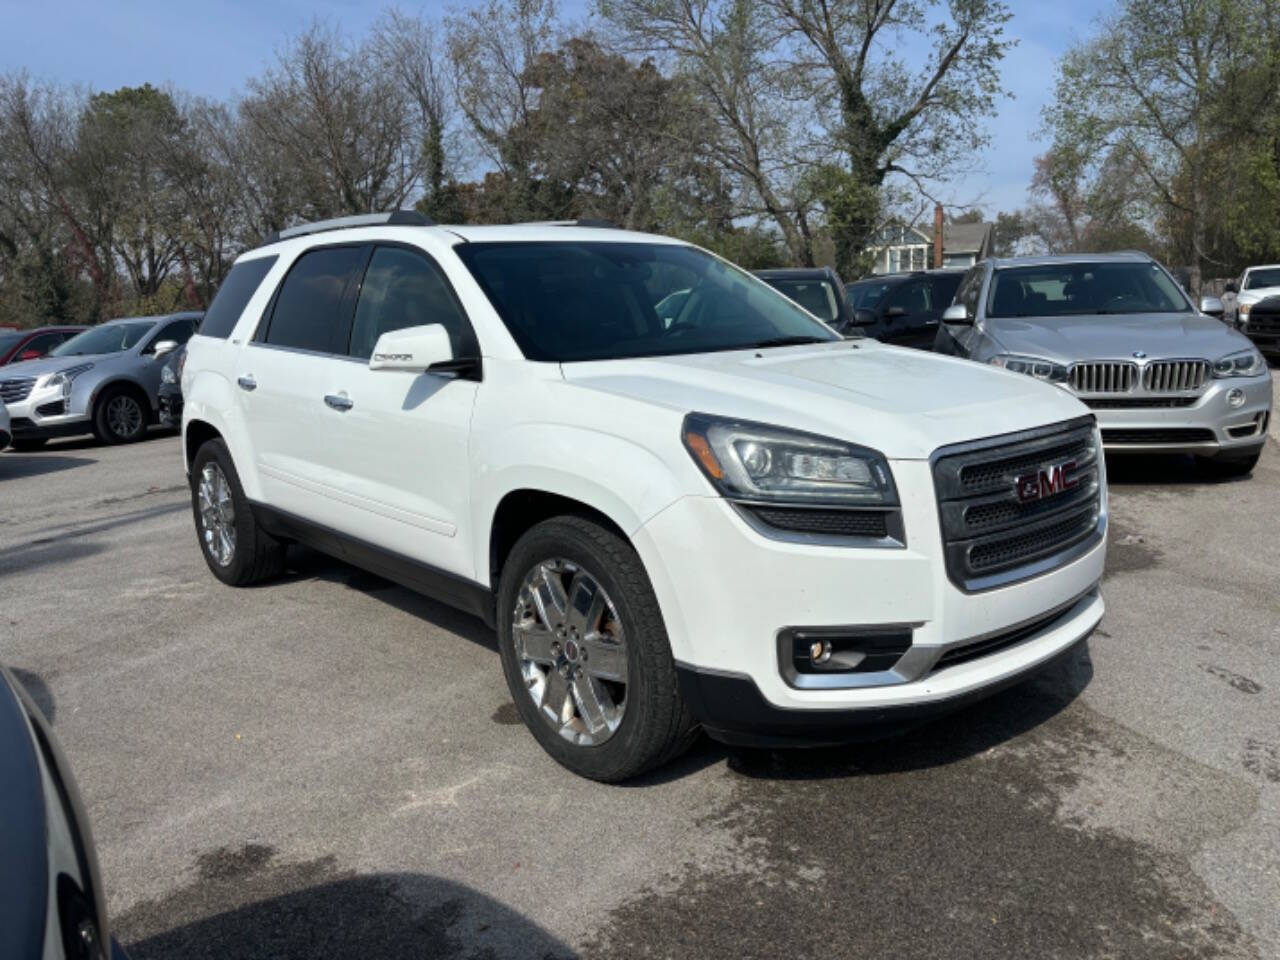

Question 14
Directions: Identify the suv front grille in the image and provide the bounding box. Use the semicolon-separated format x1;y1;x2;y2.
1142;359;1209;392
933;418;1103;591
0;376;36;403
1069;362;1136;393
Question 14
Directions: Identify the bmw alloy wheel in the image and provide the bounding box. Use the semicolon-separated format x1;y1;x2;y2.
512;558;628;745
197;462;236;567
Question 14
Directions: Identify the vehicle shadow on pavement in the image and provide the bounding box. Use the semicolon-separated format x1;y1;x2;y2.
0;453;97;479
720;641;1095;783
8;667;57;723
34;427;178;453
117;847;575;960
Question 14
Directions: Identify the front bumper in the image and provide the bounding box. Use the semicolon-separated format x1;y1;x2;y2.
632;457;1106;738
4;379;92;440
157;388;182;428
1077;374;1272;454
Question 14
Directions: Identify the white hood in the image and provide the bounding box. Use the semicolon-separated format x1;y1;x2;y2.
560;340;1089;460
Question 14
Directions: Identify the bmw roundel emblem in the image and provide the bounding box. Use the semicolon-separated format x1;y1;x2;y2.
1132;350;1147;359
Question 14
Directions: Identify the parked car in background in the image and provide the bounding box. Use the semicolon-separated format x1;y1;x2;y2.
1226;264;1280;328
0;326;86;366
1236;295;1280;357
844;269;966;350
0;312;200;450
936;253;1271;475
1;666;129;960
183;212;1106;782
157;344;186;429
0;400;9;450
754;267;855;333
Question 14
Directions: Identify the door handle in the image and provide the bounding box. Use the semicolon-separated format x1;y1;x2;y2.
324;393;354;412
237;375;257;391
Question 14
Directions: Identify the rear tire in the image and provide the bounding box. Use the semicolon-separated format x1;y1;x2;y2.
8;437;48;452
190;438;286;586
496;515;697;782
93;385;149;444
1197;450;1261;478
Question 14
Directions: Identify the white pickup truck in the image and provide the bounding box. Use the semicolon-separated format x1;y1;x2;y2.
182;213;1106;781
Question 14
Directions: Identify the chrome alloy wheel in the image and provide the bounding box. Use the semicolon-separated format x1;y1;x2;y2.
106;394;144;438
512;559;628;746
197;462;236;567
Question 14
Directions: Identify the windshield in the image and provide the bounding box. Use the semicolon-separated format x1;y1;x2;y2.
986;262;1191;318
1244;268;1280;290
762;278;840;323
927;273;964;308
454;242;839;362
51;321;154;356
846;281;893;309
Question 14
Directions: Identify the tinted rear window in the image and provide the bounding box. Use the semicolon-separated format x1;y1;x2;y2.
263;247;365;353
200;256;278;339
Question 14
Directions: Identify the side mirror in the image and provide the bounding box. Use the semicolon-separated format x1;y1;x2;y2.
852;308;878;327
1223;282;1238;294
151;340;178;359
369;324;454;373
942;304;973;325
1199;296;1225;318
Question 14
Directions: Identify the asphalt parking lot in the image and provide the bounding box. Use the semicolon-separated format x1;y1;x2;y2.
2;382;1278;959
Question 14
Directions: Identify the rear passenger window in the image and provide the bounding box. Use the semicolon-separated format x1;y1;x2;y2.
348;246;475;360
265;247;365;353
200;255;277;339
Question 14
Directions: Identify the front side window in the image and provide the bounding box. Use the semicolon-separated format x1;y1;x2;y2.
264;246;366;353
1244;268;1280;289
52;321;154;356
348;247;474;360
762;278;839;324
147;319;197;352
454;242;838;362
987;262;1192;319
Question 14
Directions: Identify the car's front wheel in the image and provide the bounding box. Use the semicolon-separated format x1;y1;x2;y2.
93;386;149;444
497;516;697;782
190;438;287;586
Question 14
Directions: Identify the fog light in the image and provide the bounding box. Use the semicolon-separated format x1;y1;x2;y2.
809;639;832;664
1226;388;1246;408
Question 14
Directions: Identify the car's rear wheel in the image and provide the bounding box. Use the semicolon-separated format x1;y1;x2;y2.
191;438;286;586
497;516;697;782
1196;449;1261;478
93;386;148;444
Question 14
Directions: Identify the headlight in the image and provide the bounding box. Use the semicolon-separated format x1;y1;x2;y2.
161;364;177;384
1238;302;1251;319
681;414;897;505
988;354;1069;383
42;363;94;396
1212;348;1266;378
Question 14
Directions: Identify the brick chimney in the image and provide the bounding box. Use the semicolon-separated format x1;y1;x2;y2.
933;203;944;269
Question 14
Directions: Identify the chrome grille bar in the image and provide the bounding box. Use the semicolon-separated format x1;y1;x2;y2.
0;377;36;403
1142;359;1208;392
1069;362;1135;394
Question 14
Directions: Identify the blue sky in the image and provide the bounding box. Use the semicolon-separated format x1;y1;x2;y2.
0;0;1112;216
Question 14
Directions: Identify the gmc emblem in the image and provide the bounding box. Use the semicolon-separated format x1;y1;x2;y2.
1015;460;1079;503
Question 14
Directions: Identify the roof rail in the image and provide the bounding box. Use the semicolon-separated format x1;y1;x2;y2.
261;210;434;245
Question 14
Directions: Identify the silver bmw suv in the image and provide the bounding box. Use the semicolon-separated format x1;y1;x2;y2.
936;253;1272;476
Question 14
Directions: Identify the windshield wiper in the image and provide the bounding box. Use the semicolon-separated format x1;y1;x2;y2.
748;335;831;349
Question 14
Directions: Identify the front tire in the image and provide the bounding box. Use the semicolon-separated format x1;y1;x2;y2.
190;438;286;586
93;386;148;444
497;516;696;782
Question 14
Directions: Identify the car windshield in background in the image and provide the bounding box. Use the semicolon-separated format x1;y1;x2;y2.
764;279;840;324
51;321;154;356
986;262;1191;318
454;242;839;362
1245;268;1280;289
846;281;894;309
926;273;964;308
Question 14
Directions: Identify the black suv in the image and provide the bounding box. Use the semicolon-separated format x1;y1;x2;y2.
845;269;966;350
754;267;856;334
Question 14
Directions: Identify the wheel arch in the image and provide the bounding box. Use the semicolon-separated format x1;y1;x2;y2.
90;377;154;419
487;488;631;590
184;418;224;471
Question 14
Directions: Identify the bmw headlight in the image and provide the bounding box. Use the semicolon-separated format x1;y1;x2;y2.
988;355;1069;383
42;363;94;397
681;414;897;505
1212;348;1265;378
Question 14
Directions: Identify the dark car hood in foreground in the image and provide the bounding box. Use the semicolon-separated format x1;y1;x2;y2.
0;669;48;960
985;312;1254;363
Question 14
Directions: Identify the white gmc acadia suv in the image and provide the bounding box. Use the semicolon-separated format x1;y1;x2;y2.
182;212;1107;781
